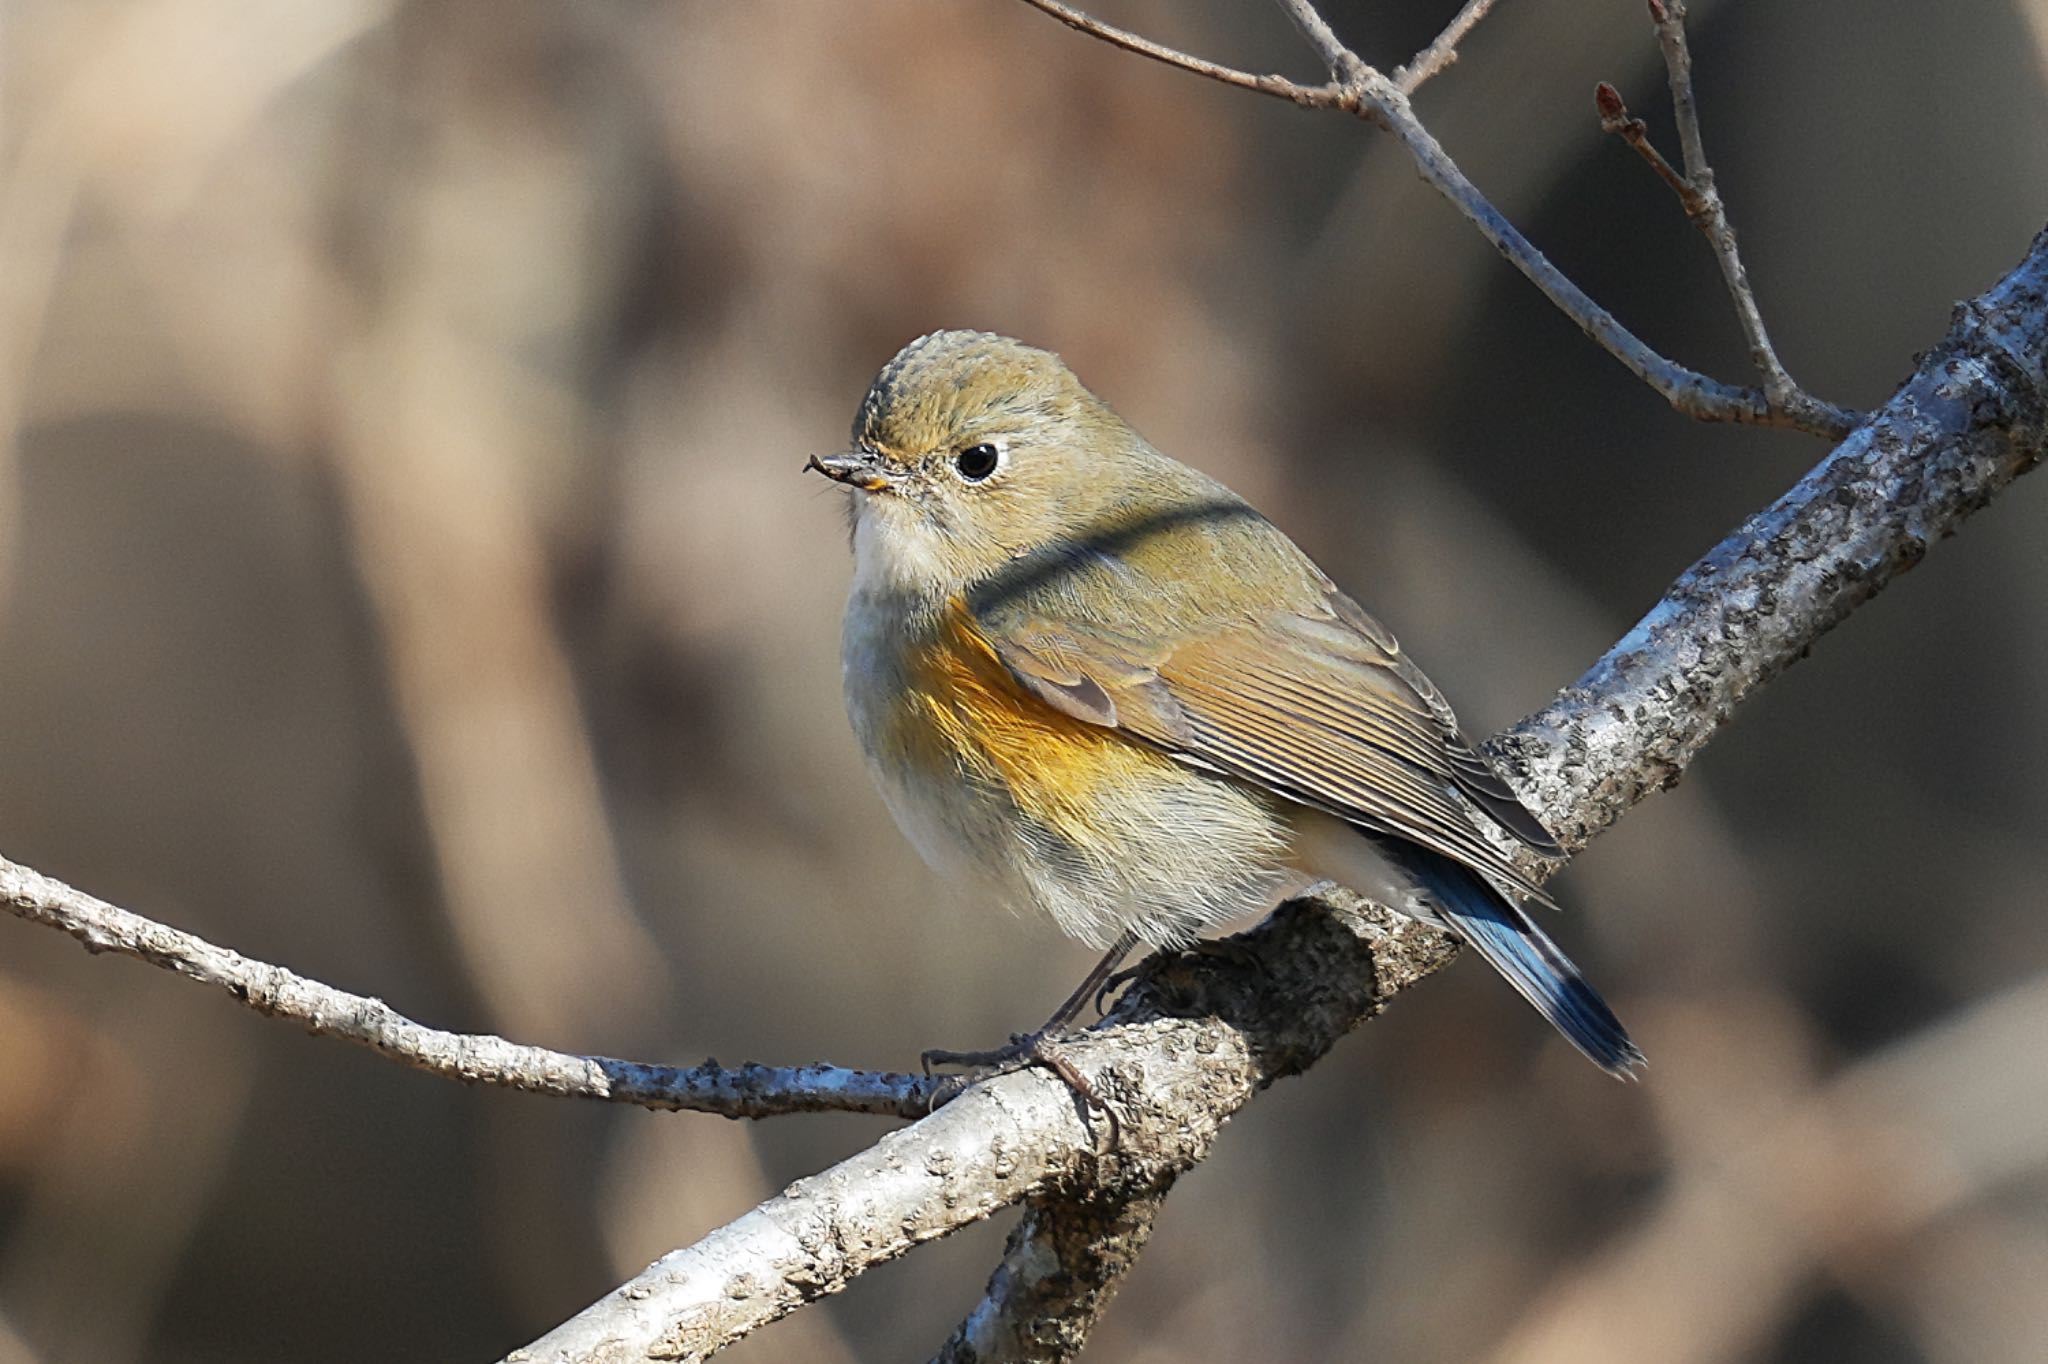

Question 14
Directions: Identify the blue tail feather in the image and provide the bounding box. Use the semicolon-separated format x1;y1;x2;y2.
1387;844;1643;1076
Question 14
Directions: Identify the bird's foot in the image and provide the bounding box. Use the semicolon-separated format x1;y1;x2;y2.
921;1031;1115;1139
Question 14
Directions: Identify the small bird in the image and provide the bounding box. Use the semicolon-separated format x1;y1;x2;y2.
810;331;1640;1077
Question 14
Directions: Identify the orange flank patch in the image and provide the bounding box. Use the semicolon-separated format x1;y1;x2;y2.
891;599;1170;847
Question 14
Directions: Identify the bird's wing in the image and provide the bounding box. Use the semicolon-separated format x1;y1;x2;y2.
972;570;1560;902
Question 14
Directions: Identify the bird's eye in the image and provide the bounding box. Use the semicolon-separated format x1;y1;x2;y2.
953;442;1001;482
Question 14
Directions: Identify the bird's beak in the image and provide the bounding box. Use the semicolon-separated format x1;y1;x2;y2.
804;450;897;493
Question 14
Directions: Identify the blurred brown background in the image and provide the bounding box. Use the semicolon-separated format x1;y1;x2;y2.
2;1;2046;1360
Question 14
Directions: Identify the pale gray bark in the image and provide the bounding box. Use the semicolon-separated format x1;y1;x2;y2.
1499;236;2048;848
510;896;1454;1363
0;855;936;1120
932;1187;1171;1364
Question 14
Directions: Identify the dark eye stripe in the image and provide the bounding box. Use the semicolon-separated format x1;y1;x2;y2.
955;443;1000;481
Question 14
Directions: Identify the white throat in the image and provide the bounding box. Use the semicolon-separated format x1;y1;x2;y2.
848;495;955;605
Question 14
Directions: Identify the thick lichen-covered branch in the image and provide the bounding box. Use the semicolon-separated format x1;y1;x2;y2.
511;894;1456;1363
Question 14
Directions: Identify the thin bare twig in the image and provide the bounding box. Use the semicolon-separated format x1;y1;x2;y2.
1275;0;1368;82
1015;0;1340;108
1354;76;1776;427
1396;0;1506;93
0;854;938;1120
1013;0;1858;438
1651;0;1823;417
1650;0;1712;184
1595;81;1691;199
1593;1;1854;437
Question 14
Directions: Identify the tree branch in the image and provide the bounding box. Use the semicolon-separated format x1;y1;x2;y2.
1274;0;1366;82
509;894;1460;1362
931;1186;1171;1364
510;227;2048;1361
0;855;938;1120
1014;0;1340;108
1396;0;1506;94
1015;0;1857;437
1497;230;2048;847
1595;81;1693;204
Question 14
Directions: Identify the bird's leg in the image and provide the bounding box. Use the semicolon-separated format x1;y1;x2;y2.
921;931;1139;1113
922;931;1137;1069
1041;929;1143;1034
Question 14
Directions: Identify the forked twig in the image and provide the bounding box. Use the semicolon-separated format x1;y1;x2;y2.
1397;0;1506;93
1016;0;1860;439
1607;0;1842;430
1596;80;1691;200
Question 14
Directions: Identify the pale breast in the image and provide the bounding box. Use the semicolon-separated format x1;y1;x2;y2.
841;580;1011;889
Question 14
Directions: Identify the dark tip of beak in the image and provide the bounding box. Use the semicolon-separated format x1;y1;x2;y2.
805;450;894;492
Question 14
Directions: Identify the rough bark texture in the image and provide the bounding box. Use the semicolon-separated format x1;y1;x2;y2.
932;1186;1172;1364
508;898;1456;1362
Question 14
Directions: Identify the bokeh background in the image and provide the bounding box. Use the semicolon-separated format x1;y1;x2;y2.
2;1;2046;1360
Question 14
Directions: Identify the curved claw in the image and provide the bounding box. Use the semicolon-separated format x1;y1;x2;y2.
1093;963;1145;1017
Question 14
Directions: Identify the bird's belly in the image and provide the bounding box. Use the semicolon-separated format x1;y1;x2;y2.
844;591;1293;949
